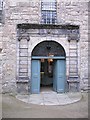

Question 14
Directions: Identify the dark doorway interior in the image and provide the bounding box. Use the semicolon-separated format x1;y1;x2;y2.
40;59;54;91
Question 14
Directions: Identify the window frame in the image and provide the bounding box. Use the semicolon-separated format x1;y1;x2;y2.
41;1;57;24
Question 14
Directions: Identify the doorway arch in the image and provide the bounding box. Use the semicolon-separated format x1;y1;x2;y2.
31;41;66;93
32;41;66;57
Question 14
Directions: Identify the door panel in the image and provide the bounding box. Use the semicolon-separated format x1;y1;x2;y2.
57;60;66;93
53;60;66;93
31;60;40;93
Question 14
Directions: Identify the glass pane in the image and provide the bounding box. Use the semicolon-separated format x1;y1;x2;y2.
47;11;50;18
42;2;56;11
52;18;55;24
41;0;57;24
47;18;50;24
42;10;56;24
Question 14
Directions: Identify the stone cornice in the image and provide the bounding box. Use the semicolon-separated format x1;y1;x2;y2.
17;23;79;30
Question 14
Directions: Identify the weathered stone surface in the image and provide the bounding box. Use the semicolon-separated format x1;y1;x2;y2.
17;82;29;94
1;0;89;94
2;80;17;94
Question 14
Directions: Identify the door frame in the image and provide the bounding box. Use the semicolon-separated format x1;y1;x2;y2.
32;56;65;60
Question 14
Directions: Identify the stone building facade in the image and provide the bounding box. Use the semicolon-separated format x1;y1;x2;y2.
0;0;89;94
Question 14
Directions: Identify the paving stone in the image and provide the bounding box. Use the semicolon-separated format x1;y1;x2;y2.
16;91;82;106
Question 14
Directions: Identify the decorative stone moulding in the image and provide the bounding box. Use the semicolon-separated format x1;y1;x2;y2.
17;23;79;42
18;36;22;41
17;34;30;41
68;29;80;42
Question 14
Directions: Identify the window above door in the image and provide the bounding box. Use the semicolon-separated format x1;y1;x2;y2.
41;0;57;24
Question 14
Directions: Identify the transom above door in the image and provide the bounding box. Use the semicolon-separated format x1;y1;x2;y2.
32;41;66;57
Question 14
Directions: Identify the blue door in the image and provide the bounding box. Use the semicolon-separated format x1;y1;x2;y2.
53;60;66;93
57;60;66;93
31;60;40;93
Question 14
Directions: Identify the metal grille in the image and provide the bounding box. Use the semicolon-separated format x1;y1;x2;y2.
41;1;57;24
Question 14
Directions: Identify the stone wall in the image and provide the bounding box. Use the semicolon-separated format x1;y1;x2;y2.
0;24;2;93
1;0;89;93
88;1;90;91
57;1;88;91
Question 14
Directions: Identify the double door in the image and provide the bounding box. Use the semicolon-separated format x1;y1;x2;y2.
31;59;66;94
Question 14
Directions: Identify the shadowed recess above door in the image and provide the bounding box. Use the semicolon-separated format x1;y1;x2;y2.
32;41;66;57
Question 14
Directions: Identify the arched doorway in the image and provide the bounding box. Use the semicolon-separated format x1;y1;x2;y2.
31;41;66;94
